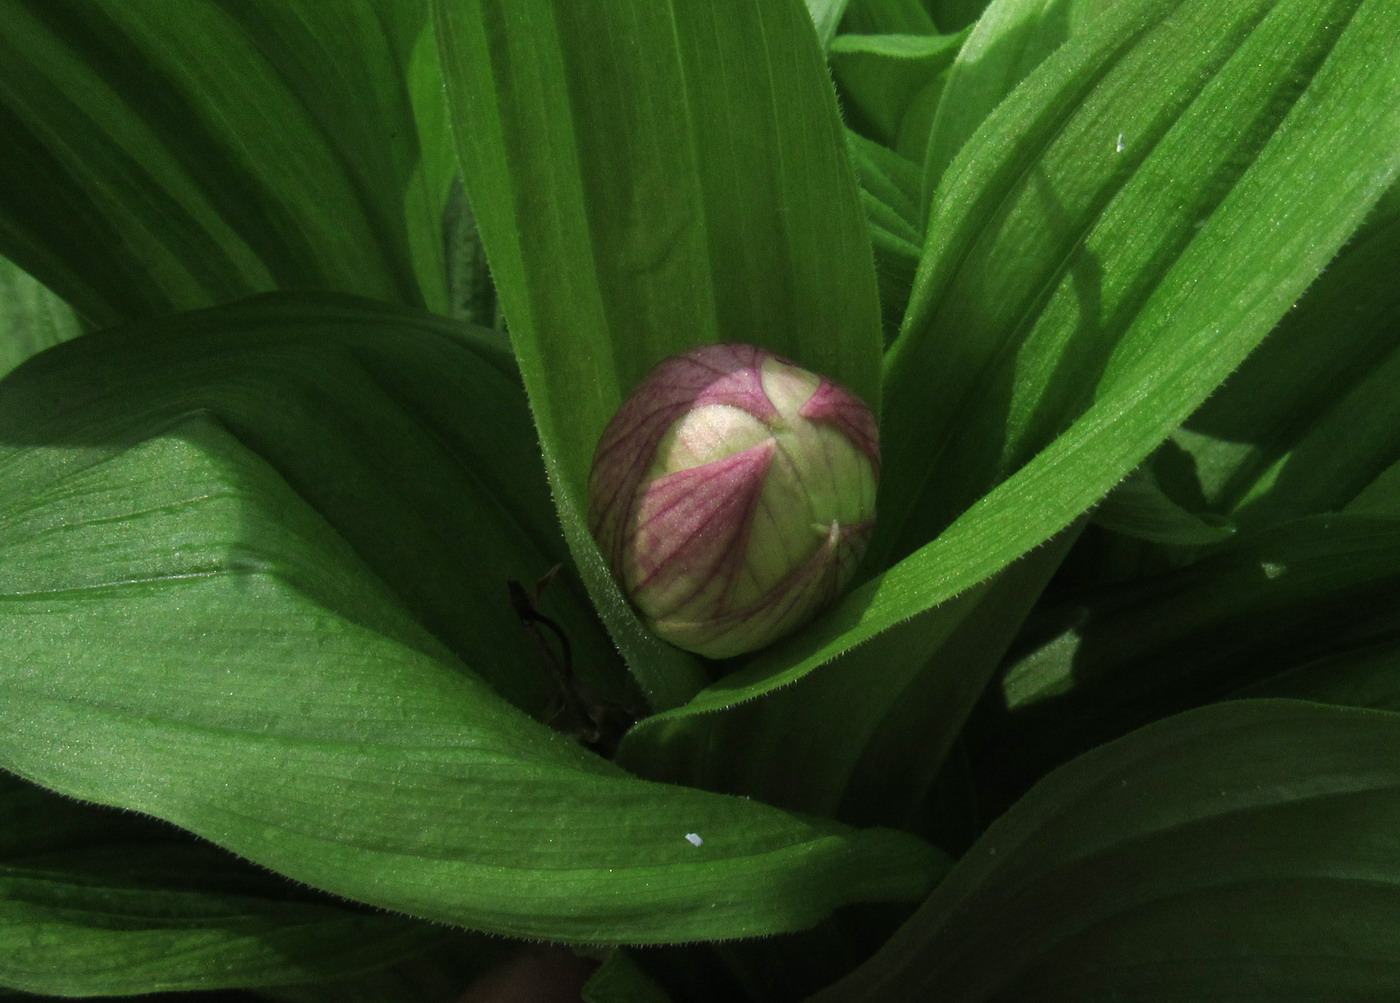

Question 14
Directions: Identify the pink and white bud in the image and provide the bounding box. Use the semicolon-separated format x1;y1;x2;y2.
588;344;878;659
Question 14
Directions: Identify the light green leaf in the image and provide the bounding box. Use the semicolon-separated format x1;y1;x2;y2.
435;0;882;709
626;0;1400;733
806;0;853;48
812;700;1400;1001
0;292;618;717
0;296;940;945
0;256;80;381
923;0;1115;203
0;0;445;325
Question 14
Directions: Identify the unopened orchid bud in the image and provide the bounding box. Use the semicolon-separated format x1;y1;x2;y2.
588;343;879;658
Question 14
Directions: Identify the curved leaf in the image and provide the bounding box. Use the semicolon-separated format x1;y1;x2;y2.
829;30;965;157
922;0;1115;203
812;700;1400;1001
1173;181;1400;530
0;0;447;325
0;775;449;997
0;296;941;944
975;514;1400;811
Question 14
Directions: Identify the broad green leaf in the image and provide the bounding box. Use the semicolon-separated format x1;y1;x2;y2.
0;257;79;381
880;0;1400;565
0;0;445;326
1;775;448;997
435;0;882;709
625;0;1400;733
0;296;940;944
0;292;620;717
923;0;1115;204
977;514;1400;813
812;700;1400;1001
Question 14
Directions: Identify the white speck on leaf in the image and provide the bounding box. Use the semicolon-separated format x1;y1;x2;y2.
1115;132;1125;153
684;833;703;847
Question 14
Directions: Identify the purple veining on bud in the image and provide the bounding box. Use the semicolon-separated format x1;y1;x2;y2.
588;343;879;658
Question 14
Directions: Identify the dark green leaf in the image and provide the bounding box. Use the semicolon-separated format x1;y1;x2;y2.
584;951;675;1003
0;774;448;997
0;0;446;325
621;526;1079;842
812;700;1400;1001
1091;464;1236;547
978;514;1400;812
846;131;923;341
840;0;939;35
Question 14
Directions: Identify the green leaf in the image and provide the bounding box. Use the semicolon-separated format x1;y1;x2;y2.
1091;464;1235;547
829;31;965;157
0;296;940;944
0;0;446;325
811;700;1400;1001
0;292;617;717
624;0;1400;735
584;951;675;1003
846;131;923;341
1163;180;1400;532
0;256;80;381
922;0;1115;203
881;0;1400;565
621;526;1079;840
926;0;995;33
435;0;883;708
839;0;939;35
806;0;853;49
978;514;1400;812
1;774;448;997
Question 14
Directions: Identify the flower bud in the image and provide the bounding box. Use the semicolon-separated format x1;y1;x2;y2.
588;343;878;658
